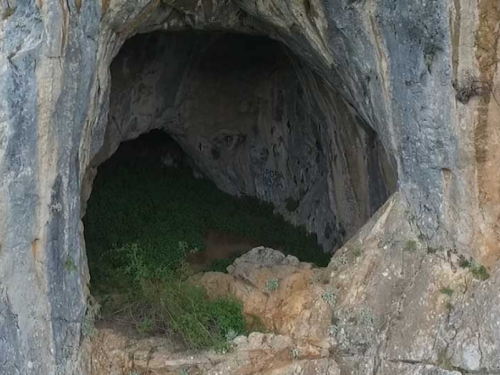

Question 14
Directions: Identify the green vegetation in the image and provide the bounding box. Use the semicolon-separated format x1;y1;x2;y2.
440;287;454;297
330;253;348;269
85;157;328;288
360;307;375;327
427;245;445;254
471;264;490;281
97;242;247;350
265;278;280;292
352;245;363;259
404;240;418;252
321;290;337;307
82;300;101;338
83;137;329;349
64;257;78;272
140;277;247;350
458;257;490;281
458;257;471;268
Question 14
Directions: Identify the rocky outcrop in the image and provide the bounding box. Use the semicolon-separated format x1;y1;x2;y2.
194;247;333;349
1;0;500;374
96;240;498;375
200;240;500;374
92;329;340;375
325;194;500;374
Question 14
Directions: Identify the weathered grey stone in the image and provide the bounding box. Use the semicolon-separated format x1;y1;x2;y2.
326;194;500;374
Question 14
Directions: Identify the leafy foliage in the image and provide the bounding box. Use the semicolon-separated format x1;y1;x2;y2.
440;287;454;297
458;257;490;281
84;153;328;288
404;240;417;252
64;257;78;272
321;290;337;307
82;300;101;338
470;263;489;281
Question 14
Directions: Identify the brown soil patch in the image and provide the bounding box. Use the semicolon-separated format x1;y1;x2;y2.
187;230;258;273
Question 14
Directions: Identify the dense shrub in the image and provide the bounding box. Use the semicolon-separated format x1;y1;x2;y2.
84;159;329;286
103;243;247;350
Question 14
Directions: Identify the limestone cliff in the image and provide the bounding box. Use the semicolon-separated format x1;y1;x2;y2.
0;0;499;374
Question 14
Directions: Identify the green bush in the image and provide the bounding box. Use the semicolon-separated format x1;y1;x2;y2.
440;287;454;297
470;263;489;281
458;257;490;281
106;245;247;350
404;240;417;252
139;279;246;350
265;278;280;292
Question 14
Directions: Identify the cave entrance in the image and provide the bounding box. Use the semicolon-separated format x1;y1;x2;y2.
88;30;396;251
82;30;396;348
83;127;328;348
84;128;328;284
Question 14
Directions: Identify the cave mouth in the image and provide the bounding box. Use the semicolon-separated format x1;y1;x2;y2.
83;128;329;346
81;29;396;346
90;30;397;252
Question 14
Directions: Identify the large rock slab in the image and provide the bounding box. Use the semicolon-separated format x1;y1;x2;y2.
91;329;340;375
326;194;500;374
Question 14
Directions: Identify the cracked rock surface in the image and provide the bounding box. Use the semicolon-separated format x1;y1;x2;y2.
1;0;500;374
92;329;340;375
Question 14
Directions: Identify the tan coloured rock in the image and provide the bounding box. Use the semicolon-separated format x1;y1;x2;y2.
194;247;332;348
91;329;339;375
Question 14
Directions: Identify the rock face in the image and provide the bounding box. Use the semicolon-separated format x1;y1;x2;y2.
93;243;487;375
92;329;340;375
194;247;333;348
324;194;500;374
1;1;500;374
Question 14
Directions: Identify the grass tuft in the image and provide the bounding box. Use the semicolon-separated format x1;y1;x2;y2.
471;264;489;281
440;287;454;297
101;244;247;350
265;278;280;292
458;257;490;281
404;240;417;252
